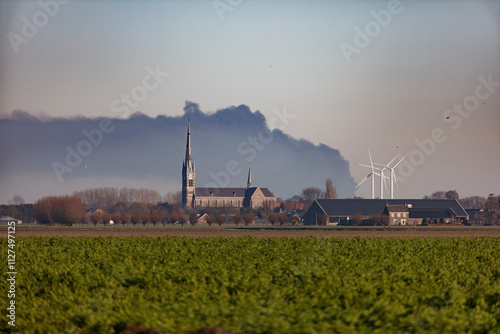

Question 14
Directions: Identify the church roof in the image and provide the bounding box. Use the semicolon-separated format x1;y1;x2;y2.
195;187;275;198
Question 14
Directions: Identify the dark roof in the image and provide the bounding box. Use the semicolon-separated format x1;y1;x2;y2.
385;204;408;212
313;199;468;218
196;187;246;197
409;209;455;219
196;187;275;198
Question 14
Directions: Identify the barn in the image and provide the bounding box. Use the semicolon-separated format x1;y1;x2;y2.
302;199;469;225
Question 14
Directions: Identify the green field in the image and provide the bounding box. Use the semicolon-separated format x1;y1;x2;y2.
2;237;500;333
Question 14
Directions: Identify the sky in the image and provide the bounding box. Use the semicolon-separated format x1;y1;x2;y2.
0;0;499;203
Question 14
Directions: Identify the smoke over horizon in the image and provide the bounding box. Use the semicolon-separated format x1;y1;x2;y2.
0;102;356;204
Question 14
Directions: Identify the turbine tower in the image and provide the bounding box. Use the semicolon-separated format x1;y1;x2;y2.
358;151;396;199
373;152;409;199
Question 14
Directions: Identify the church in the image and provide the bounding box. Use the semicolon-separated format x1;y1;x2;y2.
182;120;277;209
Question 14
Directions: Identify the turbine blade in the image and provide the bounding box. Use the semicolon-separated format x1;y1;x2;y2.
368;150;374;172
393;151;410;168
394;173;400;193
355;175;370;189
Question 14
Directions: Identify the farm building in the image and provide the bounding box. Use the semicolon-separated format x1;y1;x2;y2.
0;216;22;225
303;199;469;225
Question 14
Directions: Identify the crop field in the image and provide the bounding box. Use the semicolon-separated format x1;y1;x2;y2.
7;225;500;238
1;237;500;333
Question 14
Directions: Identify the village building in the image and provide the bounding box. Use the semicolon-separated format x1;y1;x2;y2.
181;120;277;209
303;199;469;225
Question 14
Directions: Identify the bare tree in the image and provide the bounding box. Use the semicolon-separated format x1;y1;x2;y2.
232;213;241;226
351;214;363;226
268;213;278;226
189;214;198;226
112;213;121;225
302;187;324;209
141;214;150;226
326;178;338;199
179;214;188;226
130;214;141;226
485;194;500;225
161;213;169;226
445;190;460;200
206;214;215;226
90;212;101;226
169;212;180;225
216;214;226;226
151;213;161;226
33;196;84;226
317;214;327;226
242;213;254;226
369;215;381;226
102;213;111;226
459;196;486;209
121;213;130;225
380;215;389;226
278;214;288;226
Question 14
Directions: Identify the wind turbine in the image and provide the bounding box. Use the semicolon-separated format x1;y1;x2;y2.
359;152;397;199
373;152;409;199
356;150;389;199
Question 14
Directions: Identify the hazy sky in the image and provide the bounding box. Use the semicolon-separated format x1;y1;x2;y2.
1;0;499;202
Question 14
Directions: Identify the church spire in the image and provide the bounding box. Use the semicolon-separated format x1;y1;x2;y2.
182;118;195;208
247;164;252;188
184;118;194;172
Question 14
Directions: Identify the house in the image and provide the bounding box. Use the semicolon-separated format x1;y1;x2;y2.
0;216;22;225
302;199;469;225
181;119;277;209
384;204;410;225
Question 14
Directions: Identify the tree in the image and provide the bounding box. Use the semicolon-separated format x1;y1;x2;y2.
179;214;188;226
169;212;180;225
102;213;112;226
459;196;486;209
317;214;327;226
33;196;84;226
351;214;363;226
326;178;338;199
369;215;381;226
90;212;101;226
268;213;278;226
161;213;169;226
112;213;121;225
189;214;198;226
216;214;226;226
278;214;288;226
141;214;150;226
151;214;161;226
232;213;241;226
260;201;274;219
380;215;389;226
121;213;130;225
130;214;141;226
302;187;324;209
485;194;500;225
206;214;215;226
445;190;459;200
242;213;254;226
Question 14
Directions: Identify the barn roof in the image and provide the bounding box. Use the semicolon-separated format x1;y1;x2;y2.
313;199;468;218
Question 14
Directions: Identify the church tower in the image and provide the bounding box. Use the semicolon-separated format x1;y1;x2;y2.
182;119;195;208
247;165;252;188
